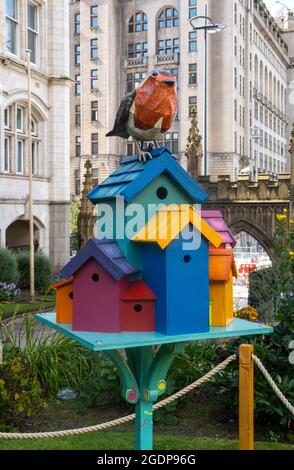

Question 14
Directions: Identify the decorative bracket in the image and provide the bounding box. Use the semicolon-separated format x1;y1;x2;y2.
105;349;139;404
143;342;187;402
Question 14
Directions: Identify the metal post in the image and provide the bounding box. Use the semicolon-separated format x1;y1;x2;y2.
204;5;208;176
239;344;254;450
27;50;35;301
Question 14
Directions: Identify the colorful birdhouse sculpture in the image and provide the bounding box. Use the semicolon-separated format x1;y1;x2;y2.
49;278;73;324
133;205;222;335
121;280;156;332
88;147;208;269
209;248;238;327
58;239;141;333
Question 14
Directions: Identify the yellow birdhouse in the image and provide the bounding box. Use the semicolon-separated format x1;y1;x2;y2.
209;248;238;327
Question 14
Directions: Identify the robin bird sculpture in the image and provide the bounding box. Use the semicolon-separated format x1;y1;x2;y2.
106;70;177;161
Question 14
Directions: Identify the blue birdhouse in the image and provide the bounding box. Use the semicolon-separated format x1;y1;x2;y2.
133;205;222;335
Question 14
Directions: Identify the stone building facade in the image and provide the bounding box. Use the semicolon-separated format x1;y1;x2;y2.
0;0;71;269
70;0;293;199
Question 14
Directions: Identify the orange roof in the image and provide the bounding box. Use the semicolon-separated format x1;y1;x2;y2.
49;278;73;290
121;280;157;301
209;249;238;282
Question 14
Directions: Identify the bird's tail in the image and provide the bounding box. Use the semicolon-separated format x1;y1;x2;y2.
106;130;115;137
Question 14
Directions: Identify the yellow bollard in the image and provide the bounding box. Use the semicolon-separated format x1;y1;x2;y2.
239;344;254;450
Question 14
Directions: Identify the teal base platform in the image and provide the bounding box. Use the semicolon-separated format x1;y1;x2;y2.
36;312;272;450
36;312;272;351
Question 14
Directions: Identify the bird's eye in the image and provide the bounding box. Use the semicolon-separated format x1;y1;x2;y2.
152;72;159;78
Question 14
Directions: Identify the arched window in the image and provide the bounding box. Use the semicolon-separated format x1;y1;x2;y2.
128;11;148;33
158;7;179;29
3;102;42;176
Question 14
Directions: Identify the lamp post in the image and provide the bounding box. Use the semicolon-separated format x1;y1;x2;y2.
27;49;35;301
190;9;226;176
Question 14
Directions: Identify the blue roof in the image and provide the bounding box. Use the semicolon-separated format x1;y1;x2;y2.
58;238;140;281
88;147;208;205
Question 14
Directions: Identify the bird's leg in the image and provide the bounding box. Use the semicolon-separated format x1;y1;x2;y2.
134;140;152;162
153;140;160;149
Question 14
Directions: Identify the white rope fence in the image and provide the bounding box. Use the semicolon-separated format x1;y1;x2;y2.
252;354;294;417
0;353;293;440
0;355;236;440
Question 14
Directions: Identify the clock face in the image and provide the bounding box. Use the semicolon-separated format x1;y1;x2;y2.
289;341;294;365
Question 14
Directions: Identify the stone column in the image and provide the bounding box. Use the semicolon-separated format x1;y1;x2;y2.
47;1;71;270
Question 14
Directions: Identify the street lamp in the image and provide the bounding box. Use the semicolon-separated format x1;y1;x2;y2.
190;12;227;176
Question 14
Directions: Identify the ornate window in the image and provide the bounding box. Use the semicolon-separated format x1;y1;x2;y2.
3;102;42;176
128;42;148;59
157;38;179;55
128;11;148;33
158;8;179;29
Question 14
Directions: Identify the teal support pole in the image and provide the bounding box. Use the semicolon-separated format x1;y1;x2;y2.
127;347;154;451
106;344;188;450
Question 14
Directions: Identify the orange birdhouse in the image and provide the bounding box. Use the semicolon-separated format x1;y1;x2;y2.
49;278;74;324
209;248;238;327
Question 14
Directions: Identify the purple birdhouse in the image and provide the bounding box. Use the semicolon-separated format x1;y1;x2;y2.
58;239;140;333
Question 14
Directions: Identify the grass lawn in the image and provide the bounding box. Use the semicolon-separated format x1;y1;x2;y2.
0;292;56;319
0;432;293;451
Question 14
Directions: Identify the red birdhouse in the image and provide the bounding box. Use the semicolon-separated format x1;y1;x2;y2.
121;280;156;332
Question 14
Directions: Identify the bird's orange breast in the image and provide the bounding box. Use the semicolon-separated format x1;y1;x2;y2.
133;81;177;132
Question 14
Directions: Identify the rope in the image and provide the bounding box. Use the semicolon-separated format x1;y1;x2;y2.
0;355;236;440
252;354;294;417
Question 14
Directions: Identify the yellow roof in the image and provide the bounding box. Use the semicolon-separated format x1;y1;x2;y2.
133;205;222;249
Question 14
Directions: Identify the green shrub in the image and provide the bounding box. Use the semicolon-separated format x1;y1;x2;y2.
0;356;46;431
2;315;119;404
0;248;18;285
17;251;53;291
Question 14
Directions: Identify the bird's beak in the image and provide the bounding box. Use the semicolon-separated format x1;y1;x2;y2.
161;80;176;86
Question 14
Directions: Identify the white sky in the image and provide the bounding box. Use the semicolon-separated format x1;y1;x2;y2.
265;0;294;11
